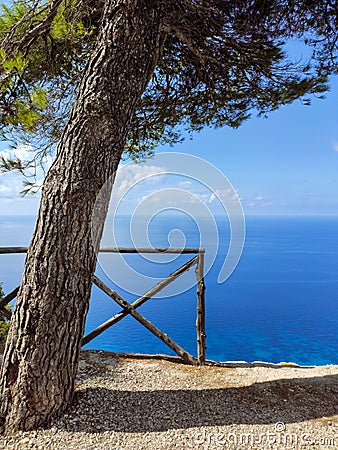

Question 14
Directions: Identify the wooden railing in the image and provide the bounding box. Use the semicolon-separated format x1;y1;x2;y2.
0;247;206;365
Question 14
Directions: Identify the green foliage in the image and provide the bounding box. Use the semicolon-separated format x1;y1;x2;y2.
0;0;99;191
0;283;10;346
0;0;337;181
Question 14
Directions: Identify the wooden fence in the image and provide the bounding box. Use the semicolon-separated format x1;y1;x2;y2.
0;247;206;365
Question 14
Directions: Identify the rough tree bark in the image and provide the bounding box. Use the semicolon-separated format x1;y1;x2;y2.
0;0;164;433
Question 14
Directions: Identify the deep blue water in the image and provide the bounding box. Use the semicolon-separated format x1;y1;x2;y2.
0;214;337;365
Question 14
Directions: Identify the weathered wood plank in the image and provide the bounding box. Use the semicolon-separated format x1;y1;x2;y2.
82;256;198;345
0;247;205;255
196;252;206;365
0;247;28;254
0;286;20;309
0;307;11;320
98;247;205;254
92;275;197;365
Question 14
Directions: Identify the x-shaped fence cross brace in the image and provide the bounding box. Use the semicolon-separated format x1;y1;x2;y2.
0;247;206;365
82;254;205;365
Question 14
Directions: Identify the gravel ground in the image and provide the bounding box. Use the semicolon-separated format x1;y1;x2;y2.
0;350;337;449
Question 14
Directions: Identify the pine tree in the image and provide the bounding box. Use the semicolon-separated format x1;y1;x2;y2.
0;0;337;433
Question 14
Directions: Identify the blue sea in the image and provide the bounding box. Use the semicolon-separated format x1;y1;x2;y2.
1;214;338;366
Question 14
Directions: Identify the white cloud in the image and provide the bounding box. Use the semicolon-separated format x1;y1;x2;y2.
0;145;49;215
0;184;14;195
145;189;205;207
209;192;216;203
333;142;338;152
0;144;54;197
0;144;32;162
0;172;22;198
0;147;32;199
0;172;41;215
177;181;192;188
207;188;239;205
112;162;165;199
244;196;273;209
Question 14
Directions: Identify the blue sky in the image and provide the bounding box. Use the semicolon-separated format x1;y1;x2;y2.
1;74;338;217
164;75;338;216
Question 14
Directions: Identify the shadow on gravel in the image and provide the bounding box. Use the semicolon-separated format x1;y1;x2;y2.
60;374;338;433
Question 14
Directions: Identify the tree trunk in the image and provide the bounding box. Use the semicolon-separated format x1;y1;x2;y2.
0;0;163;433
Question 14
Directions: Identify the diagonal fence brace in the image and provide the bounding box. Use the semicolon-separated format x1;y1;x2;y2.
82;255;198;346
92;275;197;365
0;286;20;320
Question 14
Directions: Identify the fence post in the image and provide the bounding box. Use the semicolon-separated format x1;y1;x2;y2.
196;251;206;364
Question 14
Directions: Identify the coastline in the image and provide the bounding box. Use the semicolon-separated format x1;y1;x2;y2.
0;349;337;449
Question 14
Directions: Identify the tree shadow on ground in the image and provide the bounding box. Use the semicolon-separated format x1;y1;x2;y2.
60;374;338;433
